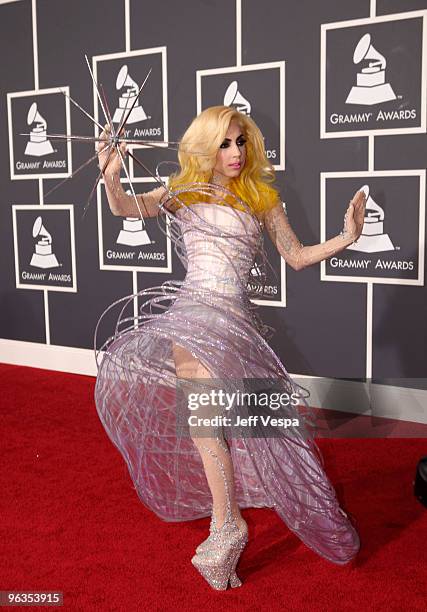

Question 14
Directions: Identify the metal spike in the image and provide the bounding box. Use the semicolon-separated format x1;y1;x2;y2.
99;82;115;136
59;88;105;132
44;144;113;199
82;144;115;219
116;68;152;134
85;54;110;129
116;145;148;220
127;150;169;191
20;132;109;143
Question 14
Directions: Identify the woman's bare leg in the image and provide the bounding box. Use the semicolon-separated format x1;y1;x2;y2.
172;342;246;532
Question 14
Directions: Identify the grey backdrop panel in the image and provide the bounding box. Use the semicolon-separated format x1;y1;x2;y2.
0;0;44;342
1;0;426;387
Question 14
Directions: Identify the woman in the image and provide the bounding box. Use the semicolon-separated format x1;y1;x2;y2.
94;106;366;590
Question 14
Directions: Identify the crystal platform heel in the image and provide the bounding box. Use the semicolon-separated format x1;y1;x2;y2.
191;442;248;590
191;519;248;590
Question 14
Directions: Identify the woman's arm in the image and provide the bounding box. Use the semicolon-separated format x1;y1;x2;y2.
103;174;167;218
264;190;366;271
96;123;167;218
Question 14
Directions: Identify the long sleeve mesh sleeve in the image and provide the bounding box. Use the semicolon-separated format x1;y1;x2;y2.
263;201;356;271
103;172;168;218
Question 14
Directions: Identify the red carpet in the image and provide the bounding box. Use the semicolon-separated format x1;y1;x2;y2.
1;363;426;611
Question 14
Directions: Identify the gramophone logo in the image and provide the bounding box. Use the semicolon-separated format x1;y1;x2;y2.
99;179;171;272
7;87;71;178
321;171;424;285
346;184;394;253
247;251;283;306
12;205;76;290
346;34;396;106
92;48;168;157
321;12;426;136
250;261;262;277
30;216;60;269
116;189;152;246
112;65;149;124
197;61;285;169
224;81;251;116
24;103;55;157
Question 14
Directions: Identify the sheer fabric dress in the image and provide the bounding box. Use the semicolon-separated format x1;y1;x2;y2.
94;188;360;565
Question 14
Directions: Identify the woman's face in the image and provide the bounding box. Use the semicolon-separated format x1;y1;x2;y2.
212;119;246;183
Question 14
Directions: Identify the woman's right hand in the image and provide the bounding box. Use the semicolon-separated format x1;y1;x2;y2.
343;189;367;243
96;123;127;175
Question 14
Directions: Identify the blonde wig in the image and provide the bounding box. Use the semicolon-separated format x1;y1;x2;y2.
168;106;280;216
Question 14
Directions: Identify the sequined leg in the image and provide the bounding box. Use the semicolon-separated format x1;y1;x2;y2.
172;343;248;589
190;436;248;590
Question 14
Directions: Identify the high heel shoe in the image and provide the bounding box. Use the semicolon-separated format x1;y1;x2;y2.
191;440;248;589
192;516;248;590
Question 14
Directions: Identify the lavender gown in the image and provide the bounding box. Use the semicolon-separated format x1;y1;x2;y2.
94;195;360;565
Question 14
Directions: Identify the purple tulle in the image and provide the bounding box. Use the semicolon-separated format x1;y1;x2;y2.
94;186;360;565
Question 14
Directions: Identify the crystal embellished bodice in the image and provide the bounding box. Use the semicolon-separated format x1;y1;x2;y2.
175;202;262;296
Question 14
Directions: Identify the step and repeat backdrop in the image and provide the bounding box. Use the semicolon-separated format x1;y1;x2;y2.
1;0;426;389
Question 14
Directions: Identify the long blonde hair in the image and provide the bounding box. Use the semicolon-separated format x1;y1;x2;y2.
168;106;280;216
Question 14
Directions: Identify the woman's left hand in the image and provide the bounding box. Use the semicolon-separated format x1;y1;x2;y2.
344;190;367;242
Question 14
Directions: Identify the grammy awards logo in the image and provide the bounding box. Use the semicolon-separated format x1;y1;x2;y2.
30;216;60;268
346;184;394;253
250;261;262;276
24;102;54;157
112;65;148;124
247;255;280;301
224;81;251;115
197;62;283;168
346;34;396;106
115;190;151;246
